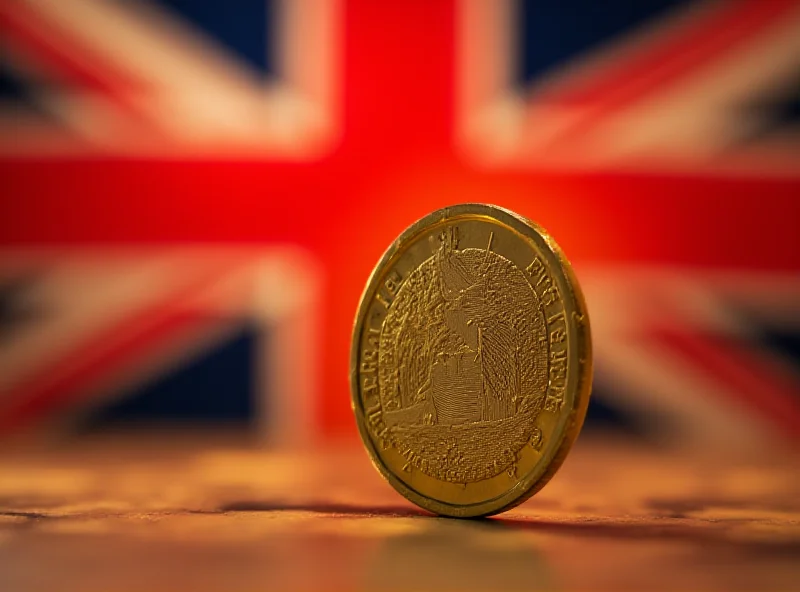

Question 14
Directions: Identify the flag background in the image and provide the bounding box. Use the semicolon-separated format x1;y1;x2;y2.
1;0;798;451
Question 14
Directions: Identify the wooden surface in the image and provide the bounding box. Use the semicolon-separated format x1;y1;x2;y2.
0;436;798;592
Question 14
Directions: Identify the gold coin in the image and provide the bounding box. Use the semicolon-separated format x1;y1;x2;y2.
351;204;592;517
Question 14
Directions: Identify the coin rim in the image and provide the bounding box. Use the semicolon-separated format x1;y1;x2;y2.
350;203;592;518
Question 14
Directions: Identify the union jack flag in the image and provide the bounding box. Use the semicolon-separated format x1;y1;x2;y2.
0;0;798;449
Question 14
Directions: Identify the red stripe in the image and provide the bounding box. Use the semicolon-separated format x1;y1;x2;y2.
653;328;800;438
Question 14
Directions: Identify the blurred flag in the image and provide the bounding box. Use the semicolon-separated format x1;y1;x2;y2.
0;247;320;444
1;0;798;450
582;267;800;451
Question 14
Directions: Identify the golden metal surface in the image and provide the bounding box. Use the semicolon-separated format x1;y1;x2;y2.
351;204;592;517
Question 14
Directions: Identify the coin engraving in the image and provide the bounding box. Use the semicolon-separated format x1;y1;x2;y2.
351;204;591;517
374;226;549;483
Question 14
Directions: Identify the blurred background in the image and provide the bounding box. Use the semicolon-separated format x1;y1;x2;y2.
1;0;798;454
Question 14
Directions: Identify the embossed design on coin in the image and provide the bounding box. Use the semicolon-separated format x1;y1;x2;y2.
352;203;592;518
378;227;548;483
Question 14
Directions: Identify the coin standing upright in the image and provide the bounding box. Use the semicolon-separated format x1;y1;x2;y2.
351;204;592;517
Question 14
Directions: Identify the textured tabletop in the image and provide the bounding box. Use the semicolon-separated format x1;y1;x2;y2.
0;437;798;592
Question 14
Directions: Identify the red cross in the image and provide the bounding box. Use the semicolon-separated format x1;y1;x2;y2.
2;0;799;435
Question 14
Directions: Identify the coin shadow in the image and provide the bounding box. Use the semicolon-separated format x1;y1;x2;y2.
360;514;553;592
217;499;553;592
